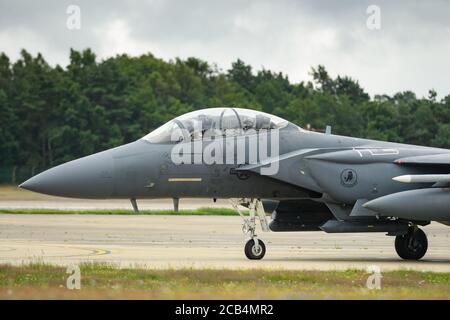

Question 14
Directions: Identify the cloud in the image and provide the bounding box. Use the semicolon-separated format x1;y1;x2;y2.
0;0;449;98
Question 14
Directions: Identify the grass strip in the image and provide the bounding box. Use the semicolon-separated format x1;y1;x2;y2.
0;263;449;299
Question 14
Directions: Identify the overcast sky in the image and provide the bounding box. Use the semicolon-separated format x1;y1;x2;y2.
1;0;449;98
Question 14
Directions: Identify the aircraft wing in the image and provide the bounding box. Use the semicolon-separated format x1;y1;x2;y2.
237;149;450;198
393;153;450;186
394;153;450;166
236;146;409;193
363;153;450;220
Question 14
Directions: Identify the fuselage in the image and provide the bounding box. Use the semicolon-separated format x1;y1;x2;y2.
20;123;450;205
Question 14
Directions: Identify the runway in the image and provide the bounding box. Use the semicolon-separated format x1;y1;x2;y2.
0;214;449;272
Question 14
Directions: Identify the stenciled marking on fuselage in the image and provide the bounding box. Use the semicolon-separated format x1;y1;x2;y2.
168;177;202;182
353;147;399;158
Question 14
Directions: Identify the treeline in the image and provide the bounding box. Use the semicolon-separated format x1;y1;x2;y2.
0;49;449;168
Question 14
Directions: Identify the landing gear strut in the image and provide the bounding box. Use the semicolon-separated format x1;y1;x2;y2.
395;226;428;260
230;198;269;260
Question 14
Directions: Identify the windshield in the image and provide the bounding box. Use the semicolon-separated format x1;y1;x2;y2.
142;107;290;144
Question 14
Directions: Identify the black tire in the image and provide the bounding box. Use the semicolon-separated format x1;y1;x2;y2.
244;239;266;260
395;228;428;260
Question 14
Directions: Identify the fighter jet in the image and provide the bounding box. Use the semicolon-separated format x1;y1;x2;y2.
20;107;450;260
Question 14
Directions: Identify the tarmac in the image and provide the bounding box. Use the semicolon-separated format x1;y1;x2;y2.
0;197;228;210
0;213;449;272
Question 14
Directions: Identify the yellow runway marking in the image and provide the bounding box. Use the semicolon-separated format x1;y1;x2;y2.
94;249;109;255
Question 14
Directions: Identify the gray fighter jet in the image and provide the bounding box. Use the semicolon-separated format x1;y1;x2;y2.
20;107;450;260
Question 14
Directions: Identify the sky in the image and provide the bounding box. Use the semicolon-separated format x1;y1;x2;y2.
0;0;449;99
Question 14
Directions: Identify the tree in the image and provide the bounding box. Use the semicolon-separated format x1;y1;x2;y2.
432;124;450;148
0;50;449;171
310;65;334;94
227;59;254;93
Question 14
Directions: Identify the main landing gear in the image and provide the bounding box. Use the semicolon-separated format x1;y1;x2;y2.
230;198;270;260
394;226;428;260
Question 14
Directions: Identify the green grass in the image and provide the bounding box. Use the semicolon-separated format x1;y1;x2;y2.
0;185;45;200
0;207;238;216
0;263;449;299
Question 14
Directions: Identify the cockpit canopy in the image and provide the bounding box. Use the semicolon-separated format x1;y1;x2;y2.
142;107;290;144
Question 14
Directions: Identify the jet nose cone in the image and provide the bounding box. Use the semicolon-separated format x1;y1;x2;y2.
19;152;114;198
19;176;45;193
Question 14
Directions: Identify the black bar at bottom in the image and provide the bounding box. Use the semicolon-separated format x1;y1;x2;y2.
0;300;446;319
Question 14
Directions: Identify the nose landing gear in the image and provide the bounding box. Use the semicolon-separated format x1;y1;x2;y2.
230;198;270;260
395;226;428;260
